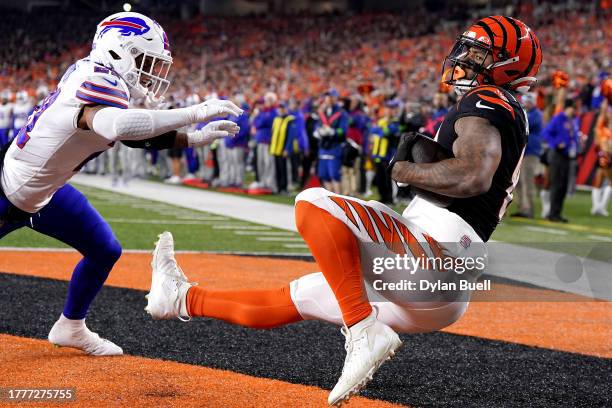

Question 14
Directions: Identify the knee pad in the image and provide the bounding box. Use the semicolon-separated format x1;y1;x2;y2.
289;272;343;325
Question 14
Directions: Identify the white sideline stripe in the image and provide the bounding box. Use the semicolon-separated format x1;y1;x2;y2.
256;237;304;242
73;174;297;231
588;234;612;242
283;244;309;249
213;225;271;230
233;231;296;236
106;218;224;225
524;226;569;235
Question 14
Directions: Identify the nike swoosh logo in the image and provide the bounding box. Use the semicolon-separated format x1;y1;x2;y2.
103;78;118;87
476;100;495;110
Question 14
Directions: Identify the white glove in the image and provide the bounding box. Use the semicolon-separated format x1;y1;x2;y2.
187;98;243;123
187;120;240;147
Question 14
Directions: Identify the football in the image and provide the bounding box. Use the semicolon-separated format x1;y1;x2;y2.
409;134;455;207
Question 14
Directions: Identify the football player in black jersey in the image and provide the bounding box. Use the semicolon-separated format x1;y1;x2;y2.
391;16;542;241
146;16;542;407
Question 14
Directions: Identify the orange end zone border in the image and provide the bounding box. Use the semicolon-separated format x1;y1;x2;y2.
0;334;401;408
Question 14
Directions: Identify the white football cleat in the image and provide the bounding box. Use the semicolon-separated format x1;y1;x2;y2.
328;308;402;406
48;314;123;356
145;231;194;321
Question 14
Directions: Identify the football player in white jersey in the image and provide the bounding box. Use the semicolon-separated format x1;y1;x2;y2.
0;11;243;356
0;91;12;146
11;91;33;142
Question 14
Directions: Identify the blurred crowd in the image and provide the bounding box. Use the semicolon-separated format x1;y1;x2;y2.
1;0;611;221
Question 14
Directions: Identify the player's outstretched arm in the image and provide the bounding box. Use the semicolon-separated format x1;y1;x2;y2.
121;119;241;150
78;98;243;142
391;116;501;198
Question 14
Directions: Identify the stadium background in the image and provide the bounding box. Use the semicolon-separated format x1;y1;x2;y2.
0;1;610;407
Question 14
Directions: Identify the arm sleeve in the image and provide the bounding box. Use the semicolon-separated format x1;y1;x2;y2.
121;130;178;150
91;106;192;142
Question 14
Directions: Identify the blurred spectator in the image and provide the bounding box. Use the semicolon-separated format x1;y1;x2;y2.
315;89;348;194
300;100;319;188
12;91;32;142
251;92;278;191
220;98;250;188
543;99;579;223
269;102;298;194
0;91;12;147
287;99;308;190
369;101;401;204
592;98;611;216
513;93;543;219
342;95;368;195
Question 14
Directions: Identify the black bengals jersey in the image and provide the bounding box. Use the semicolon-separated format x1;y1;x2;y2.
434;85;528;241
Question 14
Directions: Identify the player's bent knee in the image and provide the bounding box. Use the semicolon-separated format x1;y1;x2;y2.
295;187;332;205
105;238;123;264
289;272;343;325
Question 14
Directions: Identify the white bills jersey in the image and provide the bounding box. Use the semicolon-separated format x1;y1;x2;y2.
1;57;131;213
12;101;33;130
0;103;12;129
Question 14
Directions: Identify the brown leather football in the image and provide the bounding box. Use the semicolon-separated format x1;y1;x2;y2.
409;135;455;207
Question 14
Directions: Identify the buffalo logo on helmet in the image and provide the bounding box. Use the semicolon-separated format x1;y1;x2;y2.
98;17;151;38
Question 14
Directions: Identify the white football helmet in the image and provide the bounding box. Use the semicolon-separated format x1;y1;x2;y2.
16;90;29;104
90;12;172;102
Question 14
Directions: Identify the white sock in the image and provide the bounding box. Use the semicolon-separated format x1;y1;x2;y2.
540;190;550;218
56;314;86;329
600;185;612;213
591;187;602;213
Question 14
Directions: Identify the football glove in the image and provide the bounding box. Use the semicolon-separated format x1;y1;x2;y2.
187;98;244;123
187;120;240;147
386;132;421;176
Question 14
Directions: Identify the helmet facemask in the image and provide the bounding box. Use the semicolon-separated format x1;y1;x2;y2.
126;47;172;103
442;37;494;96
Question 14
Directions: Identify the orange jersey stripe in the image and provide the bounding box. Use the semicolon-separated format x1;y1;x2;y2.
479;94;516;119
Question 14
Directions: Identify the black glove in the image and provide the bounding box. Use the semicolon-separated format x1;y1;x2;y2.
386;132;420;176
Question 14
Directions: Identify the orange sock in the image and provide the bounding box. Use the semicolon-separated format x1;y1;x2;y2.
186;285;302;329
295;200;372;327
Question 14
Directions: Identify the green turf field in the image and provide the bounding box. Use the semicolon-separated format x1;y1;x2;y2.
1;183;609;258
0;184;308;254
204;185;612;243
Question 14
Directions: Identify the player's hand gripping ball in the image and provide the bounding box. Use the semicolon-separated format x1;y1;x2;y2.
388;132;455;207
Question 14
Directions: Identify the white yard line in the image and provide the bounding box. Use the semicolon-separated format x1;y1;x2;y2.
213;225;271;230
524;226;569;235
587;234;612;242
256;237;304;242
233;231;296;236
106;218;227;225
283;244;309;249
